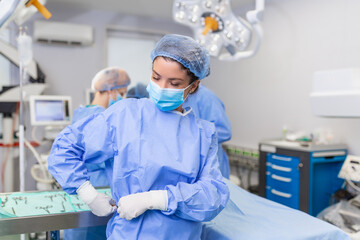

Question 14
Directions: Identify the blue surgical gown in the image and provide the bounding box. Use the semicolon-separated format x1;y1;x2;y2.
73;105;105;123
183;84;232;178
48;98;229;240
72;105;108;187
65;105;108;240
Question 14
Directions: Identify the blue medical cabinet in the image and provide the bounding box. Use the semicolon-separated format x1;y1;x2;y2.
258;140;347;216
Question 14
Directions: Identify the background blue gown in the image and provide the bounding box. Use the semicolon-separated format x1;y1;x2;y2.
183;84;232;178
49;98;229;240
64;105;108;240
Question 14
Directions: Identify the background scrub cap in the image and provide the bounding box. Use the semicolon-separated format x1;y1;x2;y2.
91;67;131;91
127;83;149;99
151;34;210;80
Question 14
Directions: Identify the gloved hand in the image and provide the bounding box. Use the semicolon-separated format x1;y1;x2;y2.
117;190;168;220
77;181;117;217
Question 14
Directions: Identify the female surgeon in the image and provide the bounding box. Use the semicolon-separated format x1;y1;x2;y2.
48;34;229;239
64;67;130;240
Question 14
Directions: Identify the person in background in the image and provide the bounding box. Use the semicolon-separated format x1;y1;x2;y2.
126;83;149;99
183;84;232;179
64;67;130;240
73;67;131;123
48;34;229;239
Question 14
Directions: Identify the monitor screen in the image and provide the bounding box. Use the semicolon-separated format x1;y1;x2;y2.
85;89;95;105
34;100;69;122
30;95;72;126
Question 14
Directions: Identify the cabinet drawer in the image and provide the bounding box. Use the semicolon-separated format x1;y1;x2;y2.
268;163;297;178
267;173;299;194
267;188;299;209
268;153;300;169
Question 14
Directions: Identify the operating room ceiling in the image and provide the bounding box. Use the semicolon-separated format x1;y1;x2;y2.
47;0;255;19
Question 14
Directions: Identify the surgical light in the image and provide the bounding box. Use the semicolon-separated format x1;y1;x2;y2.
0;0;51;32
0;0;20;29
173;0;264;61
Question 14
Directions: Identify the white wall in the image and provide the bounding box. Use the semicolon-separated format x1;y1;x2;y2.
205;0;360;154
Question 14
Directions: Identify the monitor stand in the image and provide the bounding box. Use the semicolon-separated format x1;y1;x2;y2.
44;125;66;141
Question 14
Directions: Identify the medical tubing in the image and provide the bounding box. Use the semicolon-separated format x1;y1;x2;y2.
1;148;10;192
31;126;43;144
30;165;54;184
1;104;17;191
24;138;54;183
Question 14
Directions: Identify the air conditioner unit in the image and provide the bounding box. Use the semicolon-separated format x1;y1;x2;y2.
33;20;93;46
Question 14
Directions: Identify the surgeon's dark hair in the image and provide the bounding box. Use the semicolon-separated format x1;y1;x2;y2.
154;56;199;93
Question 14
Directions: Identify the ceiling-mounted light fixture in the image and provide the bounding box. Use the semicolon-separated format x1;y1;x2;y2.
173;0;264;61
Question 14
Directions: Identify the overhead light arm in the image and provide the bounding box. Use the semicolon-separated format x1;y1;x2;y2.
219;0;264;61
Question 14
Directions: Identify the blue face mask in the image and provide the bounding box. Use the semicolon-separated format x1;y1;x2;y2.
108;94;123;107
146;80;193;111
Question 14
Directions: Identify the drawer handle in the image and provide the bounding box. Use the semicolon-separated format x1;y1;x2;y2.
271;164;291;172
271;189;292;198
312;151;346;158
271;174;291;182
272;155;292;162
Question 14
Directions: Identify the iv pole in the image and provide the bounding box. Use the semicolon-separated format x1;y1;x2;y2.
17;28;29;240
19;52;25;193
17;26;31;194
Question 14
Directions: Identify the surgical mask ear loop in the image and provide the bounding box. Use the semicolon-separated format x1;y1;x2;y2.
183;82;196;101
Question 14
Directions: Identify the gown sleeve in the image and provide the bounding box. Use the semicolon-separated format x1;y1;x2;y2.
163;122;230;222
48;113;115;194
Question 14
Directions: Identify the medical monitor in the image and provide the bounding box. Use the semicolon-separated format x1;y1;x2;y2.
85;88;95;105
29;95;72;126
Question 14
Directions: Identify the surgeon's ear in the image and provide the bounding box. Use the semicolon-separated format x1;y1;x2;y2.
109;90;117;100
190;80;200;94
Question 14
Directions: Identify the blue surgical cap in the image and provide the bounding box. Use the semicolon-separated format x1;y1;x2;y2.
91;67;131;91
151;34;210;80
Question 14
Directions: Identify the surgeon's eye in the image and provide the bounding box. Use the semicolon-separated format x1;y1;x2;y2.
170;82;180;87
152;76;160;81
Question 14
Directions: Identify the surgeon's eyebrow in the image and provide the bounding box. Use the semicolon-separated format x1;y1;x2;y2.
169;77;185;81
152;69;185;81
152;70;160;76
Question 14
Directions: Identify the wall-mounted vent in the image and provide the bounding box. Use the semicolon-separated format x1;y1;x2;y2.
33;21;93;46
